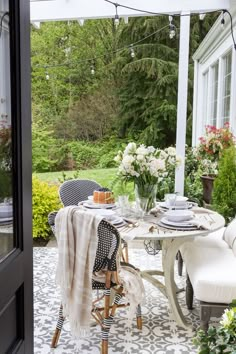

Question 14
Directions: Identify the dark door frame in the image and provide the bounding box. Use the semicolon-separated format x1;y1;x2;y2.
0;0;33;353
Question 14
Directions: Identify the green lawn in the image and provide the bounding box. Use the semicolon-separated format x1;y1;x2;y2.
36;168;117;187
36;167;134;198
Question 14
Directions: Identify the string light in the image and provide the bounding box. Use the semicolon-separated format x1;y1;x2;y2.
104;0;236;50
169;15;176;39
114;3;119;28
90;62;95;75
223;9;236;50
130;44;135;58
34;6;236;78
34;24;170;72
199;14;206;21
45;71;50;80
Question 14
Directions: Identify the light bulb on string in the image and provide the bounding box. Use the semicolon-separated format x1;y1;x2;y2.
45;71;50;80
90;64;95;75
130;45;135;58
114;4;119;28
221;11;225;29
169;15;176;39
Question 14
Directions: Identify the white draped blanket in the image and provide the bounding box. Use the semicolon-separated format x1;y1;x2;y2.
55;206;103;337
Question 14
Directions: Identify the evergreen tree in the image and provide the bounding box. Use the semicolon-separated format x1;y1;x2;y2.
113;15;217;147
212;146;236;223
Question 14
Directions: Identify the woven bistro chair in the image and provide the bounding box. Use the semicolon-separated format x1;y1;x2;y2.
48;178;129;262
51;218;142;354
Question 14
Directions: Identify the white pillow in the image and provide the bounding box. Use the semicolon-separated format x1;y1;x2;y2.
223;218;236;254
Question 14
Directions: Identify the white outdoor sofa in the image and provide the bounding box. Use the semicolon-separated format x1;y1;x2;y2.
180;218;236;330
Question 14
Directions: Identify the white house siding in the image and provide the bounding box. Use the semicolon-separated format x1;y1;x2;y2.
0;3;11;129
192;3;236;146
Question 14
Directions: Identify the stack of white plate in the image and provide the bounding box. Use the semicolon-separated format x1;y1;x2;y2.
159;210;196;230
81;196;116;209
158;199;193;210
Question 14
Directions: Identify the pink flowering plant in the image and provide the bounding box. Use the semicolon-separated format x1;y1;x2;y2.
197;123;235;175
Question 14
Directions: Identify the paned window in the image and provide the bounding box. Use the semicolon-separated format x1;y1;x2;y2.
202;71;209;129
221;51;232;125
209;62;219;126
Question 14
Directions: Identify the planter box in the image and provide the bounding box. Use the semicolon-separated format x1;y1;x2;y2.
201;175;216;204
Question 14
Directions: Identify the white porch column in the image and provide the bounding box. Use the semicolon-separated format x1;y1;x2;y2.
175;12;190;195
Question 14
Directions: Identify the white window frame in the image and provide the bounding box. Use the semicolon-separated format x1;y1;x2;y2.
209;61;219;127
220;50;232;126
194;43;235;144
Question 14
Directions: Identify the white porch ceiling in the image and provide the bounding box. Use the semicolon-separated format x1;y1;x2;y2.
30;0;230;22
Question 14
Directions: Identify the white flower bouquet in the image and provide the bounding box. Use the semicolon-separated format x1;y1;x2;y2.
114;142;181;211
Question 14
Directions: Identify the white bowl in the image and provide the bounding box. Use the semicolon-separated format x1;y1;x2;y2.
0;204;13;218
165;210;194;222
173;196;188;206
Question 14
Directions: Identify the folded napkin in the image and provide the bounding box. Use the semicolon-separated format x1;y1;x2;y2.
186;218;211;230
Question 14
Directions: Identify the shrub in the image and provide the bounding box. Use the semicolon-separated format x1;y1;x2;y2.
32;176;61;239
212;146;236;223
193;301;236;353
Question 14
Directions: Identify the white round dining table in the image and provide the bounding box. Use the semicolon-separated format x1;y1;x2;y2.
119;207;225;329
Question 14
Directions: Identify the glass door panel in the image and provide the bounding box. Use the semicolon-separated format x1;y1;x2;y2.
0;0;13;260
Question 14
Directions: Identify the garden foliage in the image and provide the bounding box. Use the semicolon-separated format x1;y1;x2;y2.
31;15;217;174
0;125;12;201
32;176;61;239
212;146;236;223
193;300;236;353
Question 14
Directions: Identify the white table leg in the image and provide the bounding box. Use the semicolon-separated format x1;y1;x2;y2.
162;238;192;329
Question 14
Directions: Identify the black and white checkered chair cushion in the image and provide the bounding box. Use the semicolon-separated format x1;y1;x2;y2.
59;179;101;206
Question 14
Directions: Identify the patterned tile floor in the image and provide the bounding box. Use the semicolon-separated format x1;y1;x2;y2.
34;247;202;354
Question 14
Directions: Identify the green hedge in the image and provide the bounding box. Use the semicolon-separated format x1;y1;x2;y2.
32;176;61;239
32;136;129;173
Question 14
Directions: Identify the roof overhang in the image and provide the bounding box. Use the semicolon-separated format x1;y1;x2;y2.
193;0;236;62
30;0;230;22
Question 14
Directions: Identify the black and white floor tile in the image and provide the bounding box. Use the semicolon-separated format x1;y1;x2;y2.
34;247;202;354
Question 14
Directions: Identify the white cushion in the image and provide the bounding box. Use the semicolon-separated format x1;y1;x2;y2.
193;227;229;248
180;228;229;257
223;219;236;250
182;245;236;303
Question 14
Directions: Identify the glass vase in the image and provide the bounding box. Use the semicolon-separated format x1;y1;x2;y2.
135;183;157;214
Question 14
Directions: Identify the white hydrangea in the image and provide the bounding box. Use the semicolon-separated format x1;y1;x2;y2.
122;155;135;168
136;144;149;156
123;142;136;156
167;147;176;156
148;158;166;177
137;154;145;161
114;150;123;162
147;146;156;154
160;150;168;159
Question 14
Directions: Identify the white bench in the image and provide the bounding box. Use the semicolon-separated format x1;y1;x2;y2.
180;219;236;329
